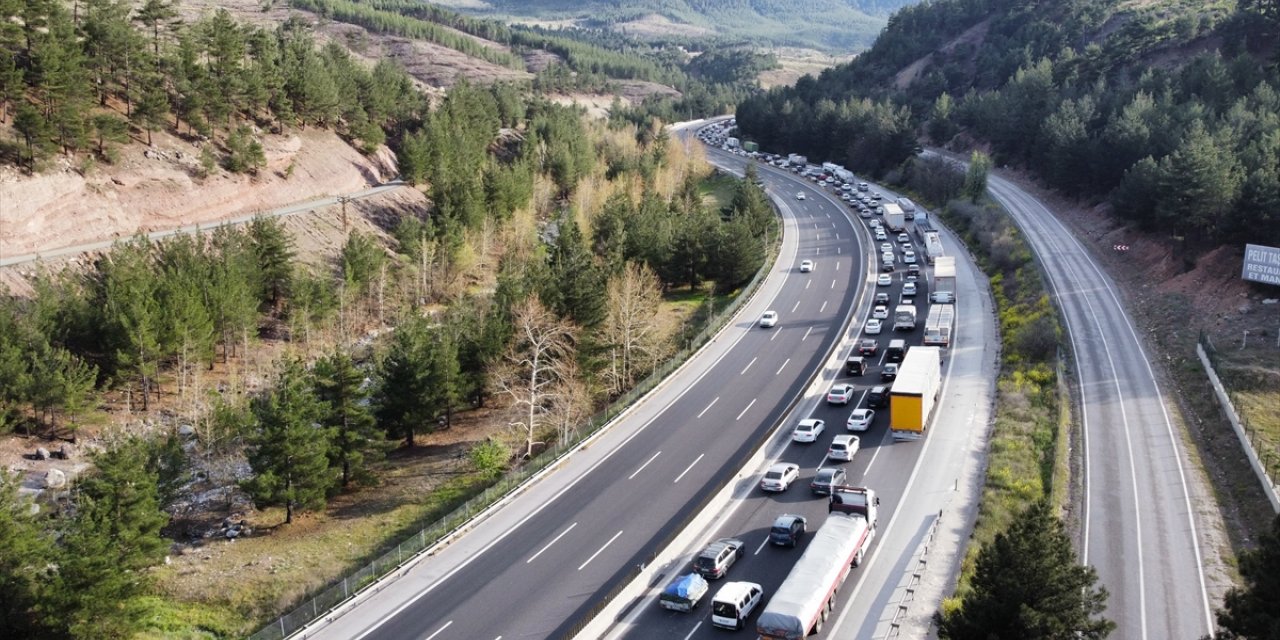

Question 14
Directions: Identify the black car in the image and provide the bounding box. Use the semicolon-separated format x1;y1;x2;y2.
881;363;899;382
867;385;890;408
770;514;807;547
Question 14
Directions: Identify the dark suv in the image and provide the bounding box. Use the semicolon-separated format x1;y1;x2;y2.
867;385;890;408
694;538;745;579
769;515;807;547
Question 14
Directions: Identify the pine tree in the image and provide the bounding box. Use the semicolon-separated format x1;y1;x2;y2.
938;500;1114;640
1216;514;1280;639
373;317;435;447
134;0;180;59
48;439;169;639
313;351;380;489
248;216;296;306
963;151;992;203
545;215;606;327
0;470;50;636
243;358;331;524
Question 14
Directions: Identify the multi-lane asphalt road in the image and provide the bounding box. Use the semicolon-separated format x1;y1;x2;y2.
984;171;1217;639
591;141;998;640
308;127;871;640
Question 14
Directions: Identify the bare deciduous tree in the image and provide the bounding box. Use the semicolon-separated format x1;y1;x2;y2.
602;262;669;396
493;297;578;459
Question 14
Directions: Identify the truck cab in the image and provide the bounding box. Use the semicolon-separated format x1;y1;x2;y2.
828;486;880;534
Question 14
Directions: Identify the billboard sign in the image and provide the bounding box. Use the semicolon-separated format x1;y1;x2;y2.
1242;244;1280;286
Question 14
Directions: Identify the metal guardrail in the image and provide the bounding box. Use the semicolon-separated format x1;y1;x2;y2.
1198;332;1280;513
250;211;782;640
880;510;943;640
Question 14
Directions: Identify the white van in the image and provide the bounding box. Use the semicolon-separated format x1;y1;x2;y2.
711;581;763;630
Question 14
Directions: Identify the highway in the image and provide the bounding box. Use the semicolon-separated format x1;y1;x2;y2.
983;169;1216;639
593;140;999;640
305;125;869;640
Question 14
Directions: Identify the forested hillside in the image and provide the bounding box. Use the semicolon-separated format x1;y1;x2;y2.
434;0;918;51
736;0;1280;249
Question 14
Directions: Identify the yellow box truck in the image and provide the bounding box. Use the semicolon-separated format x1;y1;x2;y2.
890;346;941;440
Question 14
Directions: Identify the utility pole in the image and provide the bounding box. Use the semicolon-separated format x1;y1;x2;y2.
338;195;352;237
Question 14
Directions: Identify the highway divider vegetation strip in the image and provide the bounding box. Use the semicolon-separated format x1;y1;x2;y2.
904;167;1070;604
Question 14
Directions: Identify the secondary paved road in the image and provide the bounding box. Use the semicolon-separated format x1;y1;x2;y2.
0;181;405;267
981;167;1216;639
304;126;865;640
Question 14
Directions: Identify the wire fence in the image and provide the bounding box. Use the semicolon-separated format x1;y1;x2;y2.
249;236;780;640
1198;331;1280;509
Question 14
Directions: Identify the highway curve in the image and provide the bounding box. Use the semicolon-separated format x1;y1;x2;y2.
301;122;865;640
984;170;1217;639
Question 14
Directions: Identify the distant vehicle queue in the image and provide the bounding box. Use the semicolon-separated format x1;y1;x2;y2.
666;119;957;636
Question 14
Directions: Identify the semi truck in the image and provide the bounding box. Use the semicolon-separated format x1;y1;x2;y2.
788;153;807;166
913;211;934;240
932;256;956;303
883;202;906;232
834;168;855;183
924;231;944;265
893;304;917;331
756;498;878;640
742;140;759;152
822;161;844;175
923;304;955;348
725;137;740;148
896;197;917;220
890;346;942;440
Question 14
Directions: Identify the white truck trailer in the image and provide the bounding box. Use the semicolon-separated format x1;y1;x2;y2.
883;202;906;232
924;231;944;265
932;256;956;303
889;346;942;440
834;168;854;183
923;303;955;347
893;304;917;331
787;153;807;166
756;499;878;640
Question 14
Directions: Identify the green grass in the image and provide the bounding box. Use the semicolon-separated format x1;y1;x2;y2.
934;198;1067;600
699;172;739;213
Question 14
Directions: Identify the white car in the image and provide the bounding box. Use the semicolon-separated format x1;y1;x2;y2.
760;462;800;492
903;282;917;296
877;274;892;287
898;233;910;244
792;419;825;443
865;318;883;334
903;252;917;264
795;192;806;200
827;384;856;405
828;434;861;461
847;408;875;431
799;259;814;272
875;230;887;241
759;310;778;327
872;305;889;319
879;242;893;254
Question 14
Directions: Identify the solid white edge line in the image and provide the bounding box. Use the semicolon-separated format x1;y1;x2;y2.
527;523;578;564
578;530;624;571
